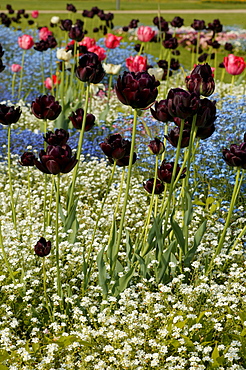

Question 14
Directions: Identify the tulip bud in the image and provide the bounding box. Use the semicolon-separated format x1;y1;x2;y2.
69;109;95;131
148;138;165;155
0;104;22;125
19;152;36;166
165;127;191;148
223;54;246;76
143;178;164;194
158;161;186;183
34;237;51;257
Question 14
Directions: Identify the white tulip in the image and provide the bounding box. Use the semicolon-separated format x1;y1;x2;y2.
50;16;60;25
148;67;164;81
102;63;122;75
56;48;73;61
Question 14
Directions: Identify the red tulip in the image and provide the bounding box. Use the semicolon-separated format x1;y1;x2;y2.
104;33;122;49
31;10;39;18
88;45;106;61
137;26;155;42
11;64;22;72
223;54;245;75
39;27;53;41
18;34;34;50
125;55;147;73
80;37;96;49
44;75;60;90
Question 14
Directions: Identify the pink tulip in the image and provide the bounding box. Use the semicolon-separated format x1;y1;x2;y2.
39;27;53;41
137;26;155;42
18;34;34;50
88;45;106;61
80;37;96;49
11;64;22;72
223;54;246;75
104;34;122;49
125;55;147;72
31;10;39;19
44;75;60;90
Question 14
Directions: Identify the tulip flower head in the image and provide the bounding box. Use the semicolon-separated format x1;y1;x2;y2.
125;55;147;73
104;33;122;49
0;105;21;125
39;27;53;41
165;127;191;148
143;178;164;194
100;133;137;167
11;64;22;73
57;48;73;61
44;129;69;146
44;75;60;90
185;63;215;97
20;152;36;166
88;45;106;61
34;144;78;175
115;71;160;110
137;26;155;42
18;34;34;50
167;88;200;119
51;16;60;25
102;63;121;75
31;10;39;19
150;99;173;123
223;54;246;76
31;95;62;121
222;133;246;169
75;52;105;84
148;138;165;155
34;237;51;257
69;108;96;131
80;37;96;49
158;161;186;184
148;67;164;81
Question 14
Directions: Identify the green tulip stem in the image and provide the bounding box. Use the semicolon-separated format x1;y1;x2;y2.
214;49;217;81
144;154;159;242
0;220;16;284
41;53;45;94
138;42;144;56
67;82;90;216
7;126;16;229
11;73;16;100
229;221;246;254
164;50;171;97
230;74;235;95
114;109;138;266
43;120;48;234
162;119;185;237
207;168;244;274
70;41;77;87
107;74;113;105
18;49;26;101
86;160;117;267
60;61;65;109
55;173;62;299
220;68;225;93
42;257;53;320
47;176;55;226
184;114;198;189
27;167;32;224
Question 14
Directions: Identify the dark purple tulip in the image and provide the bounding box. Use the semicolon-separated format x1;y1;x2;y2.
75;52;105;84
198;53;209;63
207;19;223;33
172;50;180;56
167;88;200;119
163;37;178;50
44;129;69;146
122;26;129;32
165;127;191;148
158;21;169;32
0;59;5;73
222;137;246;169
158;161;186;184
115;71;160;110
6;4;12;10
224;42;233;52
46;35;57;49
219;62;225;68
67;3;77;12
34;144;78;175
93;27;99;33
207;39;220;49
105;12;114;21
170;58;180;71
128;19;139;29
34;237;51;257
195;98;216;128
97;10;105;20
69;108;95;131
8;9;14;14
144;178;164;194
148;138;165;155
31;95;62;121
19;152;36;166
28;20;34;25
0;105;21;125
100;133;137;167
134;43;143;53
153;16;165;26
150;100;173;123
171;16;184;28
34;40;49;52
196;123;215;140
91;7;100;15
69;25;84;42
60;19;73;31
191;19;206;31
157;59;168;70
75;19;84;28
185;63;215;97
24;14;29;19
0;44;4;58
18;9;25;15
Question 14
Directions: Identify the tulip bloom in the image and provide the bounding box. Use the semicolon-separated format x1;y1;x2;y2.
44;129;69;146
56;48;73;61
11;64;22;73
100;133;137;167
31;10;39;18
0;104;22;125
223;54;246;75
51;16;60;25
222;134;246;169
75;52;105;84
103;63;121;75
44;75;60;90
18;34;34;50
80;37;96;49
39;27;53;41
34;237;51;257
158;161;186;184
125;55;147;73
185;63;215;97
104;33;122;49
69;108;95;131
167;88;200;119
144;178;164;194
137;26;155;42
20;152;36;166
88;45;106;61
31;95;62;120
34;144;78;175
